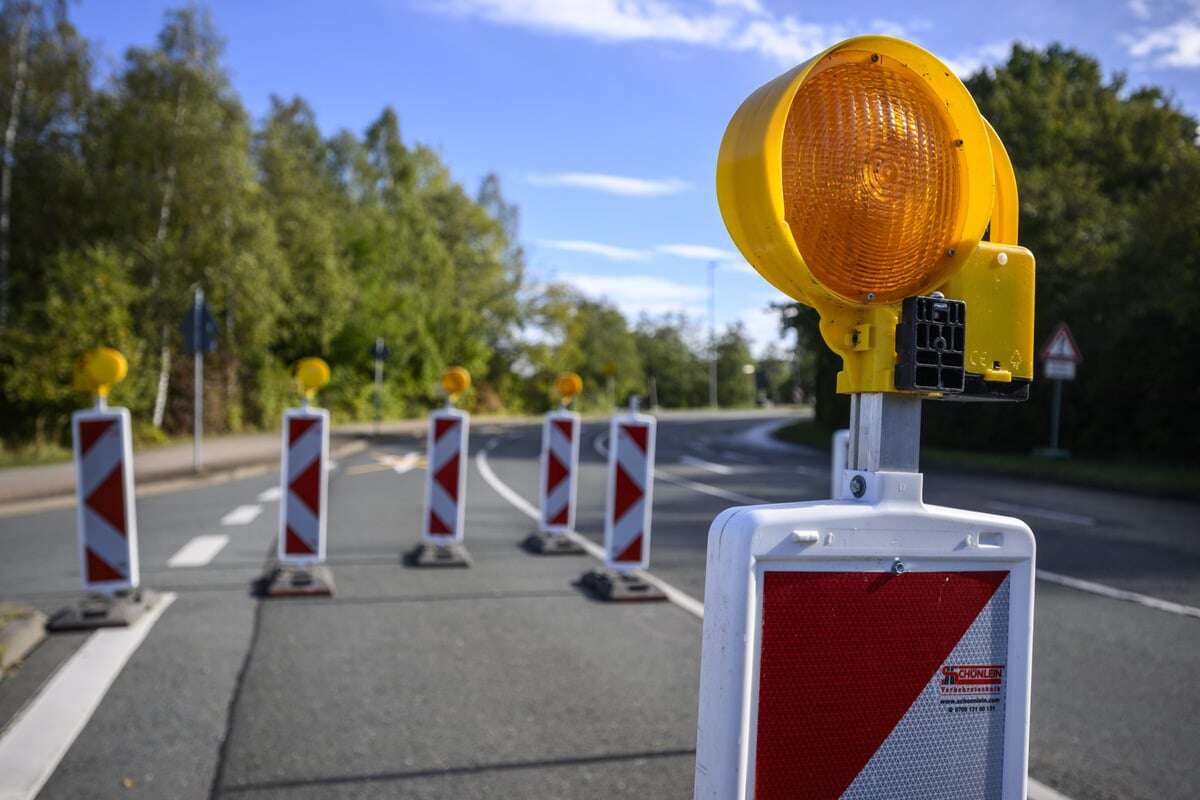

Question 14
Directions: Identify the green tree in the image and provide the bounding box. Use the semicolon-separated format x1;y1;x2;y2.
633;314;706;408
715;322;755;407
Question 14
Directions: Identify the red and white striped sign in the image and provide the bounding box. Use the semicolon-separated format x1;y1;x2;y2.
693;477;1035;799
72;407;139;592
538;409;580;534
603;412;656;570
277;407;330;564
423;407;469;543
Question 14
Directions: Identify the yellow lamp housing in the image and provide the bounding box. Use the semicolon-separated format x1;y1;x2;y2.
717;35;1034;399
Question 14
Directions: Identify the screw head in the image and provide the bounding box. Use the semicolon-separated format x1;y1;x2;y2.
849;474;867;498
891;558;906;575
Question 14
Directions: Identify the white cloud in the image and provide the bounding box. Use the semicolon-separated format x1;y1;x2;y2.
556;271;708;317
528;172;690;196
943;39;1019;78
437;0;910;66
1129;0;1153;20
720;259;758;275
537;239;650;261
1126;13;1200;67
655;243;740;260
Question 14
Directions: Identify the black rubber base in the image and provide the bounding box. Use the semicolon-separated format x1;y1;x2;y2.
257;564;335;598
522;532;586;555
47;588;160;631
577;569;666;603
404;542;472;568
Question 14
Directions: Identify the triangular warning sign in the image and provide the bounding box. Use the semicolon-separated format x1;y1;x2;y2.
1039;322;1082;363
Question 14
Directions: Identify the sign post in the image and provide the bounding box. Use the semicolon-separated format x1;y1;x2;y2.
524;373;586;555
578;397;666;602
370;337;390;437
260;357;335;597
49;348;159;630
181;287;218;473
407;367;473;567
694;35;1038;798
1038;322;1082;458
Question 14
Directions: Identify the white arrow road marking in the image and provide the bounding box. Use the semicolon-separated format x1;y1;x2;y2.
480;439;1082;798
166;534;229;568
0;593;176;800
389;452;419;474
986;501;1096;527
256;486;281;502
680;454;734;475
220;504;263;526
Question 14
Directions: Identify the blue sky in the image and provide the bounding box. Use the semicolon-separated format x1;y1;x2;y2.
74;0;1200;353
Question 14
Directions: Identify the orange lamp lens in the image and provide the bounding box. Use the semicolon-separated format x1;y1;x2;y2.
782;56;963;303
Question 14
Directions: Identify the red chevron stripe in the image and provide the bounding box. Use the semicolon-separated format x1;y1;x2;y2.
285;525;315;555
614;533;642;563
552;418;573;440
78;419;115;456
434;452;460;499
547;504;569;526
545;450;568;493
86;463;127;536
289;457;321;515
428;509;451;535
434;417;458;442
612;463;641;522
288;416;319;445
622;423;648;453
85;546;123;582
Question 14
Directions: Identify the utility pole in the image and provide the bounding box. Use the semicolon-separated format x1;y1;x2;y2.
708;261;718;409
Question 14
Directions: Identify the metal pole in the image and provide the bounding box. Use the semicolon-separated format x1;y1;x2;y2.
373;338;384;437
847;393;922;473
708;261;718;409
193;287;203;473
1049;379;1063;451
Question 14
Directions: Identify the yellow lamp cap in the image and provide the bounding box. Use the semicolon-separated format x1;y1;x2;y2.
295;357;331;398
79;347;128;397
442;367;471;396
555;372;583;400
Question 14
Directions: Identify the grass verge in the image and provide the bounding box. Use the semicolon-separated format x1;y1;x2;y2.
773;419;1200;501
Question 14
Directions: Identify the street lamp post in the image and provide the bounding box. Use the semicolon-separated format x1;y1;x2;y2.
708;261;718;409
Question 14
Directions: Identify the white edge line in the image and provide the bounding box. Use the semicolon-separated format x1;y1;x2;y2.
0;592;177;800
1028;777;1076;800
166;534;230;568
482;437;1088;797
987;501;1096;527
476;444;704;620
1037;569;1200;620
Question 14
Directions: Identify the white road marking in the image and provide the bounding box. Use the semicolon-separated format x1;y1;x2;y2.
326;460;338;472
220;504;263;526
389;452;419;474
256;486;281;502
481;437;1081;797
0;593;177;800
655;470;763;505
1028;777;1077;800
680;454;734;475
1037;569;1200;620
166;534;230;568
986;501;1096;527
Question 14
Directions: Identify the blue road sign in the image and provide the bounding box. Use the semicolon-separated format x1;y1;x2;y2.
182;299;218;354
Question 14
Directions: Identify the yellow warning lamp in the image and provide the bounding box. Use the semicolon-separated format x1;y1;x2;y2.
74;347;128;399
295;357;331;401
718;35;1034;399
441;367;471;403
555;372;583;404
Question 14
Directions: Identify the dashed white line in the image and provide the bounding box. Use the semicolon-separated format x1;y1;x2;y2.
986;501;1096;527
680;454;735;475
256;486;282;502
0;593;177;800
655;470;763;505
220;504;263;526
166;534;230;568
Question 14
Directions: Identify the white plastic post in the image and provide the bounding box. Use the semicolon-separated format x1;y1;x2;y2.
277;406;330;565
423;406;470;543
72;405;140;593
603;410;656;571
831;428;850;499
538;407;580;534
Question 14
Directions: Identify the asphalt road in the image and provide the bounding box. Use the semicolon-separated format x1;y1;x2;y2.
0;411;1196;799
